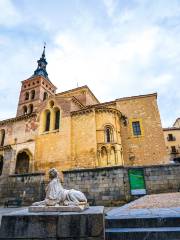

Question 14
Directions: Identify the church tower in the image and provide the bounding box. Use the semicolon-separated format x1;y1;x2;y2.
16;45;57;117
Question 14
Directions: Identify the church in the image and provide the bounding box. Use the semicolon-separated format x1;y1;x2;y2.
0;46;168;178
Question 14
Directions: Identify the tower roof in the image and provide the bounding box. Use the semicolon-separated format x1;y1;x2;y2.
32;44;49;79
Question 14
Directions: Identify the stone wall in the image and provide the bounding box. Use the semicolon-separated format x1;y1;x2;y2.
144;165;180;194
1;164;179;206
0;172;45;205
116;94;168;166
63;164;180;206
63;166;128;206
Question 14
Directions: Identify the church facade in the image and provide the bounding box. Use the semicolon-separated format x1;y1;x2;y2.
0;47;168;178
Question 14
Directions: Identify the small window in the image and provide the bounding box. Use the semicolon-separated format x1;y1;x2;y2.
31;90;35;100
132;121;141;136
55;109;60;130
23;105;28;115
25;92;29;100
45;111;51;131
43;92;48;101
167;134;175;141
105;126;113;143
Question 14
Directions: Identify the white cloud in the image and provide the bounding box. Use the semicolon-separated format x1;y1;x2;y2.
0;0;21;26
48;25;159;99
0;0;179;127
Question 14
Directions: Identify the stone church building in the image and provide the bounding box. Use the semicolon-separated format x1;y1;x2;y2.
0;47;168;180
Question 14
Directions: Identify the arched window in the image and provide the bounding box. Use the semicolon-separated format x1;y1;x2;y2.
0;129;5;146
25;92;29;100
43;92;48;101
31;90;35;99
23;105;28;115
105;126;113;143
54;109;60;130
0;155;3;175
15;151;30;174
28;104;33;114
45;110;51;131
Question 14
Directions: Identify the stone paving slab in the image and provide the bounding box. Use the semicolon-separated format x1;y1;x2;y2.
106;193;180;219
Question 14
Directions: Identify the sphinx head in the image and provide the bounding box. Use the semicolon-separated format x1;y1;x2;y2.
49;168;58;180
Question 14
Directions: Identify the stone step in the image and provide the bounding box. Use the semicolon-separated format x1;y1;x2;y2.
105;227;180;240
106;216;180;228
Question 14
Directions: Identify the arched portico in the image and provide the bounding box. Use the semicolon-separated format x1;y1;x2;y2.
15;149;32;174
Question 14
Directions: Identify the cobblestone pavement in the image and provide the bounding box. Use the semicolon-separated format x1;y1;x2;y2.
106;193;180;219
127;192;180;209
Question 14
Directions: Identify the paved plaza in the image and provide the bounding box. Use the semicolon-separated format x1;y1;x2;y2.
106;192;180;219
0;193;180;239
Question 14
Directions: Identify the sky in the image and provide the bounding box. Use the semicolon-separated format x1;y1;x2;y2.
0;0;179;127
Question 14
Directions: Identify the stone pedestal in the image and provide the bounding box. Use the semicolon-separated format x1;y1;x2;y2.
29;204;88;212
0;206;105;240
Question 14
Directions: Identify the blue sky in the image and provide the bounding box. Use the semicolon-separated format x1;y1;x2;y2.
0;0;180;127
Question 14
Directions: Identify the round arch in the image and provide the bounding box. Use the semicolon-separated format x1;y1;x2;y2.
104;124;114;143
15;149;32;174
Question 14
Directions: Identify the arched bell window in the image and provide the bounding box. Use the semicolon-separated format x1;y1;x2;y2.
23;105;27;115
28;104;33;114
43;92;48;101
25;92;29;101
105;126;113;143
31;90;35;99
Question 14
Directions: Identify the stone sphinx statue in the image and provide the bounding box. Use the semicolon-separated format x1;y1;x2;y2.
32;168;88;209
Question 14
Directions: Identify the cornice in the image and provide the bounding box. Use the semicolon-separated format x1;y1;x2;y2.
71;106;122;117
0;145;12;151
71;96;85;109
0;113;37;126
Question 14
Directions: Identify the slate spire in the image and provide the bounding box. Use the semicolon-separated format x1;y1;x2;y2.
33;43;48;79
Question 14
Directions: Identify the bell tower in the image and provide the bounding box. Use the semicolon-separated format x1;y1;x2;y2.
16;45;57;117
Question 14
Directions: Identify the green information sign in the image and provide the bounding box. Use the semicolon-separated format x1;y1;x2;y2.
128;169;146;195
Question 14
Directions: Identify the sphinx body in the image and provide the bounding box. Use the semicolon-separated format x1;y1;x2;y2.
32;168;87;207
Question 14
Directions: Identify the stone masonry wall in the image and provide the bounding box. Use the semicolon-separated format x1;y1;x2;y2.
0;173;45;206
63;164;180;206
144;164;180;194
0;164;179;206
